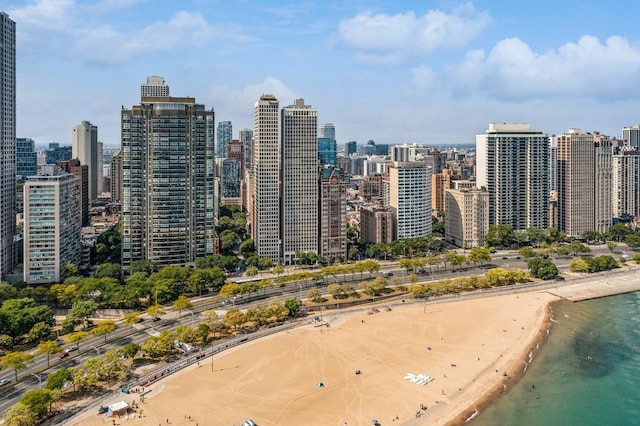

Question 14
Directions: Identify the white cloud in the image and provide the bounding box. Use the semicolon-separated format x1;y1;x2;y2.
451;35;640;101
411;65;438;90
72;11;222;64
206;77;298;120
338;2;492;64
8;0;77;31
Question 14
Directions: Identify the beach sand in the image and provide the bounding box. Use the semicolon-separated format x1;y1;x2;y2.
75;291;558;426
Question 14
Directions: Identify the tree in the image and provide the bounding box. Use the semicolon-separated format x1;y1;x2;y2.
0;351;34;381
120;342;141;361
239;239;255;257
272;264;284;277
327;283;345;299
484;224;514;248
527;258;559;280
201;309;219;326
46;368;73;390
66;300;98;330
307;288;322;303
0;298;55;341
19;389;57;421
172;295;193;318
36;340;62;367
147;304;166;320
467;247;491;265
95;263;122;280
91;320;117;342
606;223;630;242
28;322;52;344
624;233;640;249
124;312;141;329
258;257;274;270
444;251;466;271
224;309;246;331
568;258;590;273
64;330;89;352
607;241;618;252
245;266;259;278
3;403;36;426
284;298;301;317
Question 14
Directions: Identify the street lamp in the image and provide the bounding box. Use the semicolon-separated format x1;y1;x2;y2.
31;373;42;389
91;346;100;356
186;309;196;326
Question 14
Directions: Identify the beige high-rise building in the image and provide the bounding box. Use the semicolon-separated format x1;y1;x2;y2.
72;120;99;201
432;168;458;213
557;129;612;237
444;188;489;248
252;94;281;262
110;149;122;203
281;99;318;264
389;161;432;239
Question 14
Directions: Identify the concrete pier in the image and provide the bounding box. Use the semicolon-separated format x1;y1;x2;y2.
547;266;640;302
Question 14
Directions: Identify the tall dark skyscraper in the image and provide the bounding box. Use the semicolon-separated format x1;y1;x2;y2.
121;77;216;267
0;12;16;278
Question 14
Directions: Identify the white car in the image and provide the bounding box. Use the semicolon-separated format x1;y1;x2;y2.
0;379;10;386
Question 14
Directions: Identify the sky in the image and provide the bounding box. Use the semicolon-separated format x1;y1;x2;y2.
5;0;640;147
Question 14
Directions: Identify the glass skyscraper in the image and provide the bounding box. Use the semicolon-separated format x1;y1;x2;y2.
121;79;216;267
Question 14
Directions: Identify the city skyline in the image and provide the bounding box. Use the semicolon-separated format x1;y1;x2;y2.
5;1;640;146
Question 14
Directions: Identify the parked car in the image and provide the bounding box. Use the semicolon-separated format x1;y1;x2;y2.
0;379;10;386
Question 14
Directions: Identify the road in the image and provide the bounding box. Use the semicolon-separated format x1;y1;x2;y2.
0;243;626;416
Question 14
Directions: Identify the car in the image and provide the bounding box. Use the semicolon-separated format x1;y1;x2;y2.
416;268;426;274
279;283;286;288
151;317;161;322
382;272;394;277
515;256;521;260
554;276;565;281
57;350;69;360
502;256;508;260
0;379;10;386
67;346;78;352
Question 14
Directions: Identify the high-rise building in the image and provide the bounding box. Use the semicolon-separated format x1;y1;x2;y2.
622;125;640;148
110;149;122;203
45;143;72;165
612;147;640;219
389;161;432;239
218;158;242;205
359;206;393;244
97;141;104;198
318;137;337;166
557;129;612;237
16;138;37;179
444;188;489;248
72;120;99;201
319;122;337;166
252;95;281;262
281;99;318;264
121;79;216;267
0;12;16;278
345;141;357;156
23;166;81;284
216;121;232;159
476;123;549;231
140;75;169;97
432;169;459;213
240;128;253;170
227;139;244;173
319;166;346;260
57;159;89;227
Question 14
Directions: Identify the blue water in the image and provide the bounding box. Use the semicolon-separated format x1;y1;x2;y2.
472;292;640;426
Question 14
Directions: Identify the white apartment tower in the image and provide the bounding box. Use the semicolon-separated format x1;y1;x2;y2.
612;148;640;219
72;120;99;201
281;98;318;264
253;94;281;262
557;129;612;237
24;167;81;284
476;123;549;231
0;12;16;278
389;161;432;239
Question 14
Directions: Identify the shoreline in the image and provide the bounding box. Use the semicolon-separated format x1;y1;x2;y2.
445;298;558;425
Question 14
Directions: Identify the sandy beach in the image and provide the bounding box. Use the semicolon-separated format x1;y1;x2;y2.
73;289;559;426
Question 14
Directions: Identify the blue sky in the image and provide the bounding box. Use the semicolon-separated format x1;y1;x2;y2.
6;0;640;147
